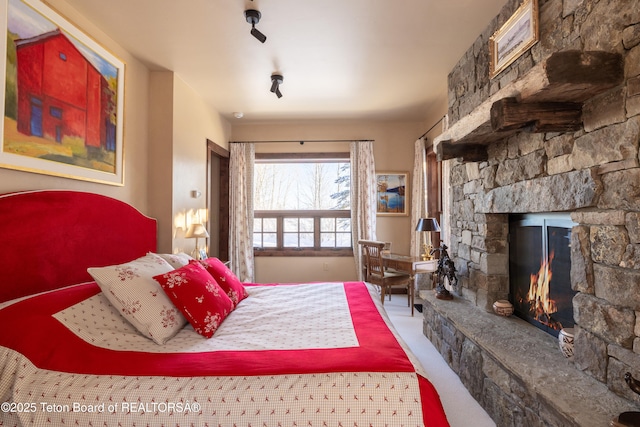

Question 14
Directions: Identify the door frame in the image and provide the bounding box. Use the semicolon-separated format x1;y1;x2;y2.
206;139;230;261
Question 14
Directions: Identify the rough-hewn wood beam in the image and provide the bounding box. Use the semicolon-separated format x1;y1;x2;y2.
523;50;625;102
490;97;583;133
436;140;488;162
433;50;624;163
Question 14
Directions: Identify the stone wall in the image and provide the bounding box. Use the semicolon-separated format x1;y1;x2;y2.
440;0;640;406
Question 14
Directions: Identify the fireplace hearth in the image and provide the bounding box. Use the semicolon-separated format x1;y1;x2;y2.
509;213;577;337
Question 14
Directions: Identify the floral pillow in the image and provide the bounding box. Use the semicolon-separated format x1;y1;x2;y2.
88;253;187;345
154;262;234;338
153;252;194;269
195;258;248;307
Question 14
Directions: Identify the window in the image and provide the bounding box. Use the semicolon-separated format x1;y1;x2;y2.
59;52;67;61
49;106;62;119
253;153;352;256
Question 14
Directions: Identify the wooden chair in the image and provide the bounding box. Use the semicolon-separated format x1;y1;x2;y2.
358;240;413;308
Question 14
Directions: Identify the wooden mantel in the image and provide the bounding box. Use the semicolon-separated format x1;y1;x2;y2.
434;51;624;162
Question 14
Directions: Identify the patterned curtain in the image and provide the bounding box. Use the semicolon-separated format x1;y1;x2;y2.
229;142;255;282
350;140;377;281
410;138;427;258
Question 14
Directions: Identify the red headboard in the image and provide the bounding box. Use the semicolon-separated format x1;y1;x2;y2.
0;190;157;303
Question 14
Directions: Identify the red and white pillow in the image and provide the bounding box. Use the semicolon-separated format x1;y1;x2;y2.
195;258;248;307
153;252;193;269
88;253;187;345
154;262;235;338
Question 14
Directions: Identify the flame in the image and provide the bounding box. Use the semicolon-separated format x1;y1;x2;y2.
525;251;563;330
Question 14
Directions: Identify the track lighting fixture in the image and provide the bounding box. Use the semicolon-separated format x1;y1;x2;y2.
245;9;266;43
270;74;283;98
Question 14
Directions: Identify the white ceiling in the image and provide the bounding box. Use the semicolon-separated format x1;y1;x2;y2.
60;0;506;123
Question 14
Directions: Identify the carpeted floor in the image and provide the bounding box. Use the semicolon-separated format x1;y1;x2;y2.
384;296;496;427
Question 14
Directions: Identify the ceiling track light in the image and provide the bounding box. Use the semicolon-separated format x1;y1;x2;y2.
270;74;283;98
244;9;266;43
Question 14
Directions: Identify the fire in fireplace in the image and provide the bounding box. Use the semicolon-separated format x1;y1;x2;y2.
509;213;577;337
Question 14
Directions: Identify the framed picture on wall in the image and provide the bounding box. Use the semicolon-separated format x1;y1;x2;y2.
1;0;125;185
376;172;409;216
489;0;539;78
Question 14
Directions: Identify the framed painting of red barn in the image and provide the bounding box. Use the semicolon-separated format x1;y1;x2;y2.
0;0;125;185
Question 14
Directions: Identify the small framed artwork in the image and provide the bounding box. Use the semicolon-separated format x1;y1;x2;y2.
489;0;539;79
1;0;125;185
376;172;409;216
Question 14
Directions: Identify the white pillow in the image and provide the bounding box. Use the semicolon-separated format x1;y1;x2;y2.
88;253;187;344
153;252;194;269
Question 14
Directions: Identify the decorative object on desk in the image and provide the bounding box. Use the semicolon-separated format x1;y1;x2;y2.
415;217;440;260
493;299;514;316
376;172;408;216
430;243;457;300
185;223;209;260
558;328;575;360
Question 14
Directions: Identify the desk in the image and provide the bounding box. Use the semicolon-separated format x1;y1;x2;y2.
381;253;437;315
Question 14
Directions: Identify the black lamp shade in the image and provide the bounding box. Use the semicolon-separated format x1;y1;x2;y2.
415;217;440;232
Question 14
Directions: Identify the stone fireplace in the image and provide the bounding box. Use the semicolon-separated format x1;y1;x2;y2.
422;0;640;425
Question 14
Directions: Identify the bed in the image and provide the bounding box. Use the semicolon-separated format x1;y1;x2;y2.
0;190;449;427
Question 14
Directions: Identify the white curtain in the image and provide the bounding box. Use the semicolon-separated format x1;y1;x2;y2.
350;140;377;280
410;137;427;258
229;142;255;282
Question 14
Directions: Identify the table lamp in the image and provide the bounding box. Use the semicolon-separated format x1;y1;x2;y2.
415;217;440;260
185;223;209;260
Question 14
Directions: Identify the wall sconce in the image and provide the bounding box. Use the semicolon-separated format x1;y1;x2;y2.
415;217;440;260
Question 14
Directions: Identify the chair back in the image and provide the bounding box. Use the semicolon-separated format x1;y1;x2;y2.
358;240;386;282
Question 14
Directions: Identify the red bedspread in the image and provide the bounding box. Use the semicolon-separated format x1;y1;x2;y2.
0;282;450;427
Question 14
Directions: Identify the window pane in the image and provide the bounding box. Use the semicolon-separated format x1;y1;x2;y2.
284;218;298;232
337;218;351;231
254;161;350;210
321;233;336;247
299;233;314;247
253;218;262;232
49;106;62;119
321;218;335;232
284;233;299;247
336;233;352;247
253;233;262;247
300;218;313;232
263;233;277;247
263;218;277;232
